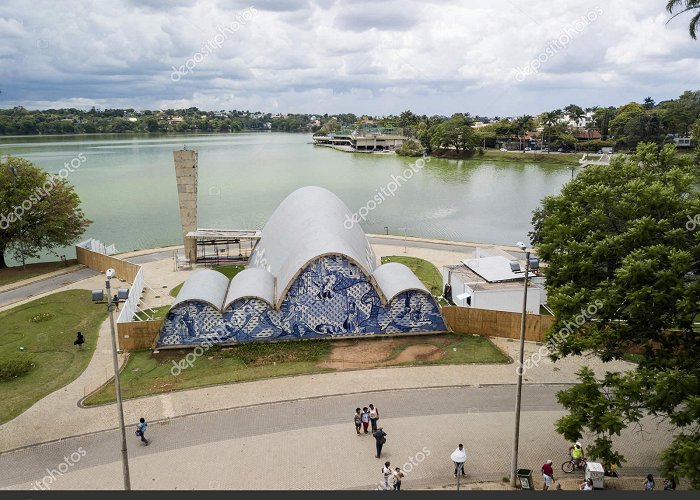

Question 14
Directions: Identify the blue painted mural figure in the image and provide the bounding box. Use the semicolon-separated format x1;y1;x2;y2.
159;255;446;346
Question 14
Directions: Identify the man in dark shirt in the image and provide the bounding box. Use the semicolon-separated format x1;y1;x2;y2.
373;428;387;458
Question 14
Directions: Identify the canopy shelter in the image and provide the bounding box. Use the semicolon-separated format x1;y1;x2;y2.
185;229;261;266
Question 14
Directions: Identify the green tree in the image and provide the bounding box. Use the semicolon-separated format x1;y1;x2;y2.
395;138;424;157
667;0;700;39
531;142;700;487
0;157;91;268
514;115;535;150
430;114;477;154
540;110;563;152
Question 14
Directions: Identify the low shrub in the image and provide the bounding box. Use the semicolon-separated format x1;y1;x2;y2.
0;357;35;381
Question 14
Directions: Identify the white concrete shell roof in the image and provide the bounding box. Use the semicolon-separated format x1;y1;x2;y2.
372;262;429;302
248;186;378;306
223;268;276;310
171;269;230;310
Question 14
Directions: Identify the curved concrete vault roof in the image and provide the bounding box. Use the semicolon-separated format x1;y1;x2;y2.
172;186;438;311
171;269;230;310
248;186;378;306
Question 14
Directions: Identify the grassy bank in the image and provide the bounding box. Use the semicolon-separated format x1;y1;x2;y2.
83;333;509;406
0;290;107;424
0;259;79;287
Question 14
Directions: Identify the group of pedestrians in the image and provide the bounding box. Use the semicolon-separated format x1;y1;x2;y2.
381;462;404;491
353;405;387;458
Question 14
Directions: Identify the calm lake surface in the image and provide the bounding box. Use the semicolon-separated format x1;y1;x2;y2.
0;132;575;264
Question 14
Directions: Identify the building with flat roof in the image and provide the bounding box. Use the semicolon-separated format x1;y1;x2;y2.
158;186;447;346
442;251;546;314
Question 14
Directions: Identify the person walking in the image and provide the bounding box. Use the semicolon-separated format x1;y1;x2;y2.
73;331;85;350
361;407;370;434
369;404;380;432
373;427;387;458
451;444;467;478
541;459;555;491
392;467;404;491
643;474;655;490
136;417;149;445
354;408;362;435
382;461;392;490
112;294;120;311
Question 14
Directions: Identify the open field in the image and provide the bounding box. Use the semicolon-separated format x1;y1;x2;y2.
0;290;107;424
84;333;510;405
0;259;79;287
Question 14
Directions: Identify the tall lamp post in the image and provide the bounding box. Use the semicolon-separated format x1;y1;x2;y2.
105;269;132;490
510;242;531;487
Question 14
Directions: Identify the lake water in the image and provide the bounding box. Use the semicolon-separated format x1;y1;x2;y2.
0;132;575;264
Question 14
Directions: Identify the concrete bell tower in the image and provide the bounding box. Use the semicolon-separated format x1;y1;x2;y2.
173;149;198;262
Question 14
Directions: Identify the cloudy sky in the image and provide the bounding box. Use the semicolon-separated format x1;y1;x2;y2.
0;0;698;116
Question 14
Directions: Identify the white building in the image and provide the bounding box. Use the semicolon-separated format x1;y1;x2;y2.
442;253;546;314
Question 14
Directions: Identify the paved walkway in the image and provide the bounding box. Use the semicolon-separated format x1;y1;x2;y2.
0;267;99;309
0;385;671;490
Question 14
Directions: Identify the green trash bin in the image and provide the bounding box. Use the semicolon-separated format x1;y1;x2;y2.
517;469;534;490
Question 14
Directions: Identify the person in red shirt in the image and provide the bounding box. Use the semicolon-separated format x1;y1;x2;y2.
541;460;555;490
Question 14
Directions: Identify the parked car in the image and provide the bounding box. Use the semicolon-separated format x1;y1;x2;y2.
542;147;549;152
499;148;508;152
524;147;532;151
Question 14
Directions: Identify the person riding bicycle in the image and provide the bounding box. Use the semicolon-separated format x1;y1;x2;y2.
569;441;584;469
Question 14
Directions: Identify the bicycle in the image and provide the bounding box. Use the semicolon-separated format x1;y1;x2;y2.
561;456;587;473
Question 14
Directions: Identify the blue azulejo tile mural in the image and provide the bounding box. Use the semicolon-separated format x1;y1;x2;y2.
158;255;446;347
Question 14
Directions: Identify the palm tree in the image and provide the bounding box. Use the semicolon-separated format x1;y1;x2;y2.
515;115;534;150
542;110;562;153
667;0;700;39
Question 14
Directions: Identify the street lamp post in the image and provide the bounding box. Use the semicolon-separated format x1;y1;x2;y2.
510;244;531;487
105;271;132;490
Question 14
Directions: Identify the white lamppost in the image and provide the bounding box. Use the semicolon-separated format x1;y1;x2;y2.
105;269;132;490
510;242;530;487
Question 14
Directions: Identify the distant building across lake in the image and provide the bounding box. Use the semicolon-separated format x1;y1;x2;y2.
312;126;407;153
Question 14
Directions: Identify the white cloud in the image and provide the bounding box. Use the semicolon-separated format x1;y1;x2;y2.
0;0;698;115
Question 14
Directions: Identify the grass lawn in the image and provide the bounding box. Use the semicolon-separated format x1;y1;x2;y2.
84;340;334;405
381;255;443;297
134;305;172;321
479;150;581;165
84;333;509;405
170;264;245;297
0;290;107;424
0;259;79;287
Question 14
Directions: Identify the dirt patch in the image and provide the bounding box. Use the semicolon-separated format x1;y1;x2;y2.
393;345;443;363
318;336;449;370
